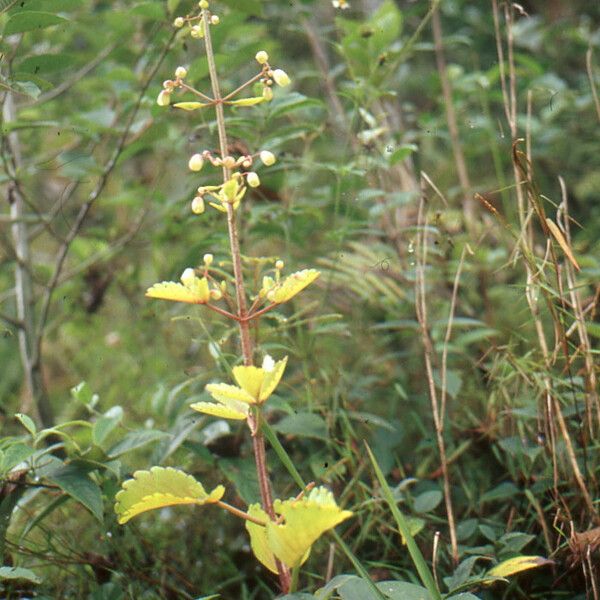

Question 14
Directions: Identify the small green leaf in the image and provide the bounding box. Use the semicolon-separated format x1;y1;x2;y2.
93;406;124;447
115;466;225;524
173;101;210;111
273;412;328;440
106;429;169;458
4;11;68;35
47;464;103;522
0;443;34;473
413;490;443;513
486;555;553;580
15;413;36;437
0;566;41;584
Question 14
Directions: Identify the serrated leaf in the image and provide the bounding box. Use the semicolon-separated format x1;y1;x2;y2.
267;269;320;304
173;101;210;111
4;11;68;34
485;555;553;580
190;400;247;420
0;566;41;584
47;464;103;522
114;466;225;524
146;279;210;304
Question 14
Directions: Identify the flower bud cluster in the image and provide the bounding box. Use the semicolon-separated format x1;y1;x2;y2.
253;50;292;100
156;65;189;106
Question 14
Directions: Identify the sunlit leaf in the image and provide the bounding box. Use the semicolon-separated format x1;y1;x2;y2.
266;269;320;304
232;355;287;402
486;555;553;580
190;400;248;420
227;96;265;107
115;466;225;524
246;504;279;574
173;101;210;111
146;277;210;304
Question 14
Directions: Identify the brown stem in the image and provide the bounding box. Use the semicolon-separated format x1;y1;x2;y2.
201;11;291;592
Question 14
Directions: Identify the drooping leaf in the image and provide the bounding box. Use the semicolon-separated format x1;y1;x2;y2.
114;466;224;524
46;464;103;522
106;429;169;458
485;555;553;580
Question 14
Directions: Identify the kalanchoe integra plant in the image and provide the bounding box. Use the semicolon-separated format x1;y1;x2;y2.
114;1;351;594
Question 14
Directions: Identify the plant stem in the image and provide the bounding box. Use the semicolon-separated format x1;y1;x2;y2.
201;10;291;592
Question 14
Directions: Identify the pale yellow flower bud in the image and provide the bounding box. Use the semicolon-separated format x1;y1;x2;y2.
175;66;188;79
156;90;171;106
260;150;276;166
220;280;227;292
210;288;222;300
272;69;291;87
173;17;185;28
203;253;214;266
191;196;205;214
247;172;260;188
190;24;203;38
262;86;274;101
210;14;220;25
275;260;284;270
199;0;209;7
222;155;236;169
188;154;204;172
242;159;252;168
255;50;269;65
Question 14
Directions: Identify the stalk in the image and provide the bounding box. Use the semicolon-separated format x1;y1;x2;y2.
201;9;291;592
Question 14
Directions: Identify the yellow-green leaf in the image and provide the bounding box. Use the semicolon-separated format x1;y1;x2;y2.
227;96;266;107
246;486;352;571
190;400;247;420
115;466;224;524
246;504;279;574
173;101;210;111
267;269;320;304
258;356;287;401
146;278;210;304
486;555;553;580
232;365;264;400
206;382;255;405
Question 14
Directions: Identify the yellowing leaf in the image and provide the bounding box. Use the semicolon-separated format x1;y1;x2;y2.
246;486;352;571
227;96;266;107
146;275;210;304
114;466;225;524
246;504;279;574
232;356;287;402
190;400;248;420
206;382;255;404
486;555;553;580
267;269;320;304
545;217;580;271
173;101;210;111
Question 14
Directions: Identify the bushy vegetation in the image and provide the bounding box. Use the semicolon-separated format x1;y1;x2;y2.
1;1;599;598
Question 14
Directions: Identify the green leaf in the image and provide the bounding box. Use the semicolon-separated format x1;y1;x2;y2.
114;466;225;524
93;406;124;447
219;0;262;15
486;555;553;580
413;490;443;513
388;144;417;165
4;11;68;34
377;581;433;600
14;413;36;437
17;53;74;74
0;443;34;473
106;429;169;458
0;566;41;584
130;2;165;19
339;578;381;600
273;412;328;440
46;464;103;522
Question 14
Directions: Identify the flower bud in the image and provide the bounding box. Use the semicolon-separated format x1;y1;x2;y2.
247;172;260;188
181;268;196;286
255;50;269;65
156;90;171;106
162;79;174;89
190;24;204;38
220;280;227;292
222;155;236;169
175;66;188;79
272;69;291;87
262;355;275;371
260;150;276;166
203;253;214;266
210;14;220;25
210;288;222;300
191;196;205;214
242;159;252;169
275;260;284;270
199;0;209;7
262;86;273;101
188;154;204;172
173;17;185;28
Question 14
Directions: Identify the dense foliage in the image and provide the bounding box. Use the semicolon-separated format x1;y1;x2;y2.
1;0;599;598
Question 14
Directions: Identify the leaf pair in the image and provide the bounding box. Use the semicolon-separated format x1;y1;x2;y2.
192;355;288;420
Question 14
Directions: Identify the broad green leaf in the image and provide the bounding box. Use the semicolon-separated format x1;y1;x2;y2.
14;413;36;436
4;11;68;34
273;412;328;440
377;581;433;600
173;102;210;111
17;53;74;74
0;443;34;473
93;406;124;447
413;490;443;513
339;579;382;600
107;429;169;458
47;464;103;522
0;566;41;584
115;466;224;524
486;555;553;580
